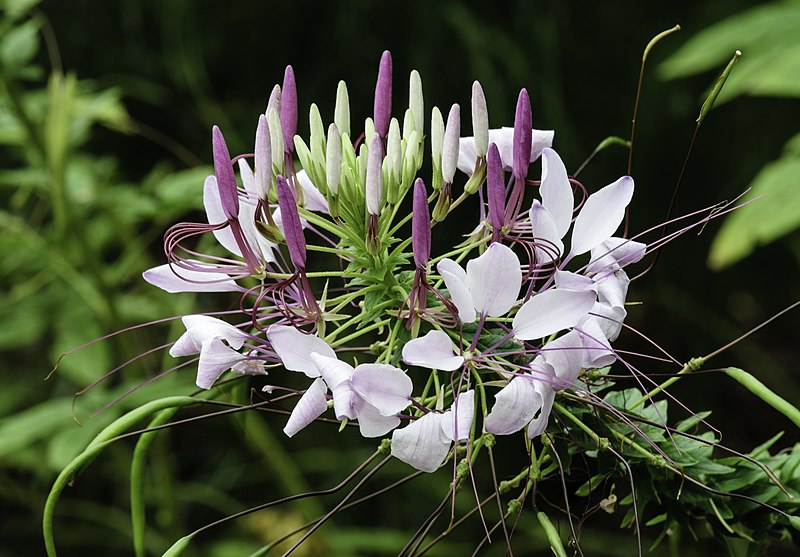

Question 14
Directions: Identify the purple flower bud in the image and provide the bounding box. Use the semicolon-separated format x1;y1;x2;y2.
212;125;239;220
512;88;532;182
254;114;271;200
281;66;297;153
487;143;505;232
374;50;392;138
276;175;306;269
412;178;431;268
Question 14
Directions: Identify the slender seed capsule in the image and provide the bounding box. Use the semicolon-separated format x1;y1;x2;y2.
487;143;505;232
441;104;461;185
512;88;532;181
412;178;430;268
334;80;350;139
326;123;341;196
254;114;272;201
366;135;383;215
472;81;489;158
276;175;306;269
212;126;239;220
409;70;424;136
281;66;298;153
374;50;393;139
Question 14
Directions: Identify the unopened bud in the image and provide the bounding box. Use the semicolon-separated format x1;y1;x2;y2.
442;104;460;185
281;66;297;153
512;88;532;181
374;50;393;138
309;103;325;172
366;134;383;216
409;70;424;136
472;81;489;158
267;84;281;115
387;119;402;184
267;107;284;174
334;80;350;138
254;114;272;201
326;123;341;195
487;143;505;232
212;126;239;220
431;106;444;189
412;178;430;267
276;175;306;269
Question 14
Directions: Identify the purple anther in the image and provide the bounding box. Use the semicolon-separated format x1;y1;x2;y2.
374;50;393;139
281;66;297;153
512;88;532;182
212;125;239;220
276;175;306;270
412;178;431;268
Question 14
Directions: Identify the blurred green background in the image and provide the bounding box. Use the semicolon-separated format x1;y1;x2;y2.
2;0;799;555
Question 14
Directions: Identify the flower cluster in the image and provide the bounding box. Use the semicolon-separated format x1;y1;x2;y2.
145;51;647;473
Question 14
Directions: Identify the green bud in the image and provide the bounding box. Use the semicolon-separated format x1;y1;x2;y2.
431;184;451;223
267;107;284;175
364;117;376;147
309;103;326;172
463;157;486;195
402;130;420;187
326;123;341;196
334;80;350;138
431;106;444;191
402;108;415;141
409;70;424;136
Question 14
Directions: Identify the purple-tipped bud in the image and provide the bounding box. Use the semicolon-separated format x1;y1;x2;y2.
212;126;239;220
366;134;383;215
441;104;460;184
487;143;505;231
280;66;297;153
276;175;306;269
373;50;392;138
412;178;431;268
512;88;532;181
267;84;281;115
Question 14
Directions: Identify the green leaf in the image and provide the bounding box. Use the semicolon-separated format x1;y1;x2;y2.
0;398;73;456
0;17;39;71
708;137;800;269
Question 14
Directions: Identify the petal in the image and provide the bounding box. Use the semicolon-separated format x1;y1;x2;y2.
356;403;402;438
203;175;242;256
237;194;277;264
589;302;626;342
484;376;542;436
456;136;479;175
588;237;647;275
553;270;595;292
570;176;635;256
329;380;360;420
437;259;476;323
283;378;328;437
441;390;474;442
466;243;521;318
529;200;564;263
402;330;464;371
266;325;336;378
196;338;244;389
170;315;247;357
351;364;413;416
143;263;239;293
487;127;554;170
310;353;354;389
578;317;617;368
539;148;573;239
596;270;629;310
513;289;596;341
296;169;330;213
539;331;584;389
527;381;555;439
237;158;257;195
391;412;451;472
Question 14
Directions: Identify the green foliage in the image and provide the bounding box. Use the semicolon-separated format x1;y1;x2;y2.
660;1;800;268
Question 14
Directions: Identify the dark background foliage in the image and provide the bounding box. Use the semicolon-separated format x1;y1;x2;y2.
2;0;798;555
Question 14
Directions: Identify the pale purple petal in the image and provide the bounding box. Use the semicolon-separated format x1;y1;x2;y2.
266;325;335;377
553;270;595;292
529;200;564;263
441;390;474;442
577;317;617;368
283;378;328;437
351;364;412;416
196;337;245;389
596;270;629;310
143;263;239;293
513;289;596;341
588;237;647;275
330;379;359;420
391;412;450;472
484;376;541;435
527;381;555;439
309;353;354;389
539;331;584;389
237;158;257;195
540;148;574;239
466;243;521;318
437;259;475;323
402;330;464;371
203;175;241;256
171;315;247;357
458;127;554;176
589;302;626;342
456;136;478;175
356;403;401;438
296;169;330;213
570;176;635;256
